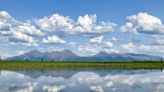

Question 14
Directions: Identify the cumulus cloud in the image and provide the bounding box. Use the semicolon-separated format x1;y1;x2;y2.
3;24;40;46
77;36;117;56
1;10;164;56
67;42;77;48
12;23;44;36
120;12;164;34
35;14;117;35
76;14;117;35
152;35;164;45
0;22;10;32
43;35;66;44
77;14;97;30
0;11;18;26
77;14;107;35
121;42;136;53
5;22;44;46
8;31;37;46
35;14;74;32
120;42;164;55
120;22;137;33
89;35;104;44
89;36;114;48
111;37;117;41
0;11;44;46
105;41;113;47
43;85;65;92
121;43;151;53
77;43;102;56
0;11;17;33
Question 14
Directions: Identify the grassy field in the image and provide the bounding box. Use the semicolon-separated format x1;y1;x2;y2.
0;61;164;70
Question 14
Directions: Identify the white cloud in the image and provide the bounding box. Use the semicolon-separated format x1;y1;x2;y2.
43;85;65;92
120;42;164;55
120;12;164;34
43;35;66;44
106;41;113;47
68;42;77;47
0;11;18;32
104;48;120;53
77;14;97;30
36;14;74;32
89;36;114;48
0;11;44;46
89;35;103;44
111;37;117;41
0;50;26;59
76;14;117;34
35;14;117;35
77;38;117;56
0;22;10;31
8;31;37;46
153;35;164;45
77;43;102;56
120;22;137;33
0;11;18;26
1;11;164;56
121;42;136;53
14;23;44;36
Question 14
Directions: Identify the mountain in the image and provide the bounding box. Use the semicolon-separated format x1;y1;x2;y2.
6;50;163;62
6;50;78;61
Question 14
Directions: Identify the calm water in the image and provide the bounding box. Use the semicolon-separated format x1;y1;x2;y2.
0;69;164;92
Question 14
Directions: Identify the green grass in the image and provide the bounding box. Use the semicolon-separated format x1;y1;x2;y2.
0;61;164;70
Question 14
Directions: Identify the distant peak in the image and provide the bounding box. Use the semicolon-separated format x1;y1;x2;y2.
62;49;75;55
99;51;108;54
96;51;108;56
29;49;41;53
49;49;75;55
62;49;72;53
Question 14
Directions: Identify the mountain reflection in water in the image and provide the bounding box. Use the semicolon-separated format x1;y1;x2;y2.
0;69;164;92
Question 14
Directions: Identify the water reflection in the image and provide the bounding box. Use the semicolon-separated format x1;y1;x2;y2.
0;69;164;92
8;69;164;78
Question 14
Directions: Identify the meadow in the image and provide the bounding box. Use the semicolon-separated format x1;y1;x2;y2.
0;61;164;70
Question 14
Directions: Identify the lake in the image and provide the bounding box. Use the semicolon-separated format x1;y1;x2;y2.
0;69;164;92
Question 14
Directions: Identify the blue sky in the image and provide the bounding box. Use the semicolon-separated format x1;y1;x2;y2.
0;0;164;58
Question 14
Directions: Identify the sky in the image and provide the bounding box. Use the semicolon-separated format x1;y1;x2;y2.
0;0;164;58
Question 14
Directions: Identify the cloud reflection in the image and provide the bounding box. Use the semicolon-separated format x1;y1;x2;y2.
0;70;164;92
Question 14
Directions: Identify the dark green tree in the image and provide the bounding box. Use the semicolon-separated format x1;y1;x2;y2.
41;58;44;62
26;58;28;62
132;58;134;62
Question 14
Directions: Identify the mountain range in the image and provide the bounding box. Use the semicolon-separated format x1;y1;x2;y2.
6;50;163;62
